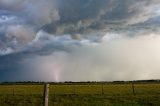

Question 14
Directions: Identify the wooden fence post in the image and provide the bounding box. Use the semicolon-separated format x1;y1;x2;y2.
12;86;15;106
131;82;135;96
12;87;15;96
73;84;76;95
43;83;50;106
102;83;104;95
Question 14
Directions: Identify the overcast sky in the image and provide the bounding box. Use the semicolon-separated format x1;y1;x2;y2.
0;0;160;82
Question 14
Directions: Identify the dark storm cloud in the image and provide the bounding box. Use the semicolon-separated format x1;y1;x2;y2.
0;0;160;81
47;0;160;35
0;0;159;37
0;53;27;81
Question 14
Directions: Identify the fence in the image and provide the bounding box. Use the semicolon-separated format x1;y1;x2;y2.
0;83;160;106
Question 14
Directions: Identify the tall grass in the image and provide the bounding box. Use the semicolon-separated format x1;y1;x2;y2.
0;83;160;106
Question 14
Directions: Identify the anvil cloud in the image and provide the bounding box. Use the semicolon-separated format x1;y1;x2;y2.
0;0;160;82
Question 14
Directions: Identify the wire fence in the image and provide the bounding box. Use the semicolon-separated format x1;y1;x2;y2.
0;83;160;106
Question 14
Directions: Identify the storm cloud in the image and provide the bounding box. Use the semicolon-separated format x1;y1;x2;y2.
0;0;160;81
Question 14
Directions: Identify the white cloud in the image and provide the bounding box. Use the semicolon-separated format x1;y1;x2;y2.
0;47;14;56
19;33;160;81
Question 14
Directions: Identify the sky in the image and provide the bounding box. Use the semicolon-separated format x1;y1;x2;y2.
0;0;160;82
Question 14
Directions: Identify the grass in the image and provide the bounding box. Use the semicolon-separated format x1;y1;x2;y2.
0;83;160;106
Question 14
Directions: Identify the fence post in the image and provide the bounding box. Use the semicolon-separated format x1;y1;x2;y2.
73;84;76;95
13;87;15;96
12;86;15;106
131;82;135;96
43;83;50;106
102;83;104;95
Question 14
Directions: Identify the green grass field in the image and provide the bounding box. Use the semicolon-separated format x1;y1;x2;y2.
0;83;160;106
